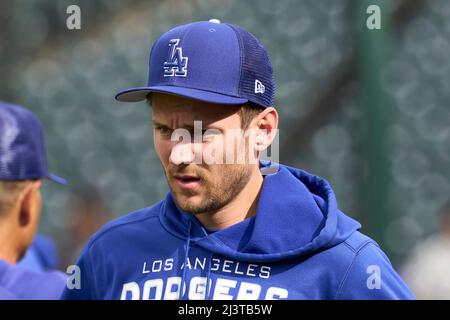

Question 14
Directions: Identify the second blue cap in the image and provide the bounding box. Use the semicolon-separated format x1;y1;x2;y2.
0;102;66;185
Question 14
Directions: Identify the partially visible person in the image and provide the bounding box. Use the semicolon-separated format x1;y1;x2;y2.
401;202;450;299
0;101;67;300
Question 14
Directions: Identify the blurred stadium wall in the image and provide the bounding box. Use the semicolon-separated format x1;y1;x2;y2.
0;0;449;268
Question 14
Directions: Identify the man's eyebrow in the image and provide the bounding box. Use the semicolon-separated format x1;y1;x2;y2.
152;120;186;129
152;120;176;128
152;120;168;127
151;120;215;130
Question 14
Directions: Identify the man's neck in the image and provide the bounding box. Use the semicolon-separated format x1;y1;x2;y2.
0;223;20;265
195;170;264;230
0;243;19;265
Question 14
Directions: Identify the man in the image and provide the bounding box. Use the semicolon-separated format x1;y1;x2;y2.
0;101;67;299
62;20;414;300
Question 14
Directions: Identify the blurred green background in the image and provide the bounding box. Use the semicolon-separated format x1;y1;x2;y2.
0;0;449;276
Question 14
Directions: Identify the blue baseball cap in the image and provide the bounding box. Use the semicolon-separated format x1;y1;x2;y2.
0;101;66;184
115;19;275;107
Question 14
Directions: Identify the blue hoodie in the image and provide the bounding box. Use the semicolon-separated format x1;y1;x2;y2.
61;162;414;300
0;260;67;299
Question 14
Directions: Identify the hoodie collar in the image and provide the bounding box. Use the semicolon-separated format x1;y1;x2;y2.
159;162;361;262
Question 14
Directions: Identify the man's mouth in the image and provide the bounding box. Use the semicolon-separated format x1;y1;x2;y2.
173;175;201;189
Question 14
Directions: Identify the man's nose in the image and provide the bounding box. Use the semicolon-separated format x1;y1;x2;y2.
169;142;196;165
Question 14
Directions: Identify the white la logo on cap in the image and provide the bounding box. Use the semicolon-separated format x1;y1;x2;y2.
163;39;188;77
255;79;265;94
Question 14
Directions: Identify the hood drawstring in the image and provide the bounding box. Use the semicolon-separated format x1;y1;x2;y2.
180;220;192;300
205;252;213;300
180;219;214;300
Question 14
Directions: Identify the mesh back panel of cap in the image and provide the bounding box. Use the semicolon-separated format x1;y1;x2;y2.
0;104;47;180
226;24;275;108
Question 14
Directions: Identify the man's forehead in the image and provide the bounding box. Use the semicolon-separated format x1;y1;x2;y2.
151;93;241;122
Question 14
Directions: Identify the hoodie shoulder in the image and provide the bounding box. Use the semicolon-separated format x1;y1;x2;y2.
334;231;415;299
87;200;164;248
342;230;376;253
61;200;166;300
0;260;66;299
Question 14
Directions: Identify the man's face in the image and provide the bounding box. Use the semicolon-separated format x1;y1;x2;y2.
151;93;256;215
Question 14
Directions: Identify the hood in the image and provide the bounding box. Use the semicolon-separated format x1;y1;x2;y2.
159;161;361;263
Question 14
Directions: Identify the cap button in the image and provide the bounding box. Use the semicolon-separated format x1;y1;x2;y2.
209;19;221;24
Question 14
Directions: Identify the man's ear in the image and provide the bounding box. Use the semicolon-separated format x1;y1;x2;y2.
18;180;42;227
254;107;278;152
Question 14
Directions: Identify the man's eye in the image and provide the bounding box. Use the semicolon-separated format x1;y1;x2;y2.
202;131;214;140
157;127;173;136
202;129;221;142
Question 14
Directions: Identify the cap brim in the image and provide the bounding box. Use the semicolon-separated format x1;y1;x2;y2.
115;86;248;105
47;173;67;185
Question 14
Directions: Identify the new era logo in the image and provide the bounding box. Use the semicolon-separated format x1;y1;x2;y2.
164;39;188;77
255;79;265;94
